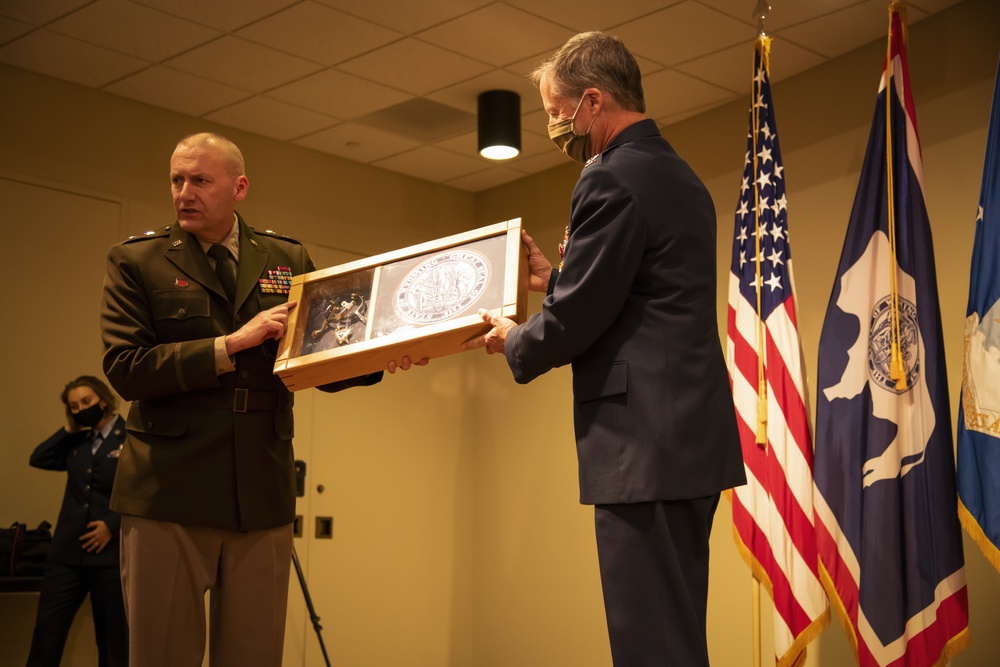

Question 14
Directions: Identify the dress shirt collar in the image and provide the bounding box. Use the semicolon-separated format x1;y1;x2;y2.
91;414;117;441
196;214;240;262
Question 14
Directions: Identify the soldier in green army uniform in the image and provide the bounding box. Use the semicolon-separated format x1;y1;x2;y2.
100;132;418;666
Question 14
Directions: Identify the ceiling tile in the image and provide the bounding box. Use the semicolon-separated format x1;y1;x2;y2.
763;39;828;83
0;0;972;188
501;48;557;79
315;0;494;34
237;1;402;66
775;0;928;58
642;68;734;120
48;0;220;62
516;125;560;157
355;97;475;143
373;145;489;183
698;0;844;31
105;65;251;117
0;0;93;25
427;68;542;115
633;54;669;77
674;44;752;97
521;108;550;131
657;100;728;127
268;69;412;119
294;121;423;163
702;0;951;32
508;148;574;175
907;0;964;12
504;0;678;32
418;4;575;67
0;16;34;43
130;0;300;32
205;96;339;141
165;36;323;93
503;49;666;83
675;38;825;96
433;130;485;159
339;39;493;96
434;124;556;163
614;1;755;66
0;29;147;87
445;165;528;192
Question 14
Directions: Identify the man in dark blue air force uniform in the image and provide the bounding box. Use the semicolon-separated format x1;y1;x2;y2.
469;33;746;667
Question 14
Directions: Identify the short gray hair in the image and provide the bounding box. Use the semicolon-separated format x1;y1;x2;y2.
175;132;246;177
529;32;645;113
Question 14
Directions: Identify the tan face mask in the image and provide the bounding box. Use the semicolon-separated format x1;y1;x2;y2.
547;93;597;164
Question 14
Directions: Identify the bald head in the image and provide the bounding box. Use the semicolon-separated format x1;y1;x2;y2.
170;132;249;243
174;132;246;179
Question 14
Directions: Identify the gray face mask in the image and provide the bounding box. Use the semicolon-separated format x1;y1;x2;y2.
547;93;597;164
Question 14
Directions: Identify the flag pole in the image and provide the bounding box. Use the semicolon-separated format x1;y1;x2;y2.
752;577;762;667
886;0;909;390
751;3;770;449
750;4;770;667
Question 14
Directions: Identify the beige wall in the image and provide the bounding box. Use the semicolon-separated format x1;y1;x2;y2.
2;0;1000;665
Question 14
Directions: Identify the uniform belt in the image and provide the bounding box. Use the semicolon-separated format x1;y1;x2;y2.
172;388;286;413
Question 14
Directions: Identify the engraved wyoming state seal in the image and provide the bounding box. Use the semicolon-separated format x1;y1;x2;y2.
394;250;491;324
867;294;920;394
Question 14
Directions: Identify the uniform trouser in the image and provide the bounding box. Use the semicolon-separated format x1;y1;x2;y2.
120;516;293;667
594;495;721;667
26;561;129;667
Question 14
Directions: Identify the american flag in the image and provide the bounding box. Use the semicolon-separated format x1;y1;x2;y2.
726;35;830;667
813;4;970;665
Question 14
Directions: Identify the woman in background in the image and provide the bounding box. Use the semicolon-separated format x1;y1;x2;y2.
27;375;127;667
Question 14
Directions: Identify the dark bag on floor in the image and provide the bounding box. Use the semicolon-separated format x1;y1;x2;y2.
0;521;52;576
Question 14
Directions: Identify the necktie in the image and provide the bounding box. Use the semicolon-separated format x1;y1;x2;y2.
208;244;237;302
90;430;103;455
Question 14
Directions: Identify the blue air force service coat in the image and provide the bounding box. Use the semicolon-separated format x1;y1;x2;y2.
505;120;746;505
29;415;126;566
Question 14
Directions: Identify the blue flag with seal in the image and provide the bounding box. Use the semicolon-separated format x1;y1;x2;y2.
813;4;969;665
957;54;1000;574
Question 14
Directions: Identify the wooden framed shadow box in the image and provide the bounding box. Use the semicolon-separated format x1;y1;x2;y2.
273;218;527;390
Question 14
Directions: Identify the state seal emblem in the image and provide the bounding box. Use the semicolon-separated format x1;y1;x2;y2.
394;250;490;324
867;293;920;394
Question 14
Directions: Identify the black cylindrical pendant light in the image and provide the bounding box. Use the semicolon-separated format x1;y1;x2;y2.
478;90;521;160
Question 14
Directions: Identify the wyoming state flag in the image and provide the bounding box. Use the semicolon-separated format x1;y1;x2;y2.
813;3;970;666
957;54;1000;573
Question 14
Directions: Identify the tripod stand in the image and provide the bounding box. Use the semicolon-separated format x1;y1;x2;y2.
292;543;332;667
291;460;332;666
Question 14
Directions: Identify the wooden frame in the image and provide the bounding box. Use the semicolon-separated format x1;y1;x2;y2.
274;218;527;390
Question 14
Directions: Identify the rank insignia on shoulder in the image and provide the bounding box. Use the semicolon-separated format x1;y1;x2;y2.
124;226;171;243
252;227;302;244
259;266;293;294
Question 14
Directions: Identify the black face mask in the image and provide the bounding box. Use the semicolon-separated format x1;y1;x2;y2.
72;403;105;428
